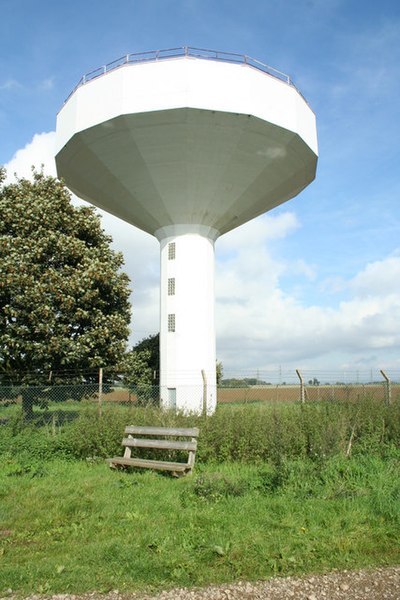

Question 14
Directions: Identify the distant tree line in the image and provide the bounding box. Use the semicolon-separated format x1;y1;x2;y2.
220;377;269;388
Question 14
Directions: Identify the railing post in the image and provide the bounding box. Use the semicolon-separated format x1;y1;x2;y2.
380;369;392;405
296;369;305;403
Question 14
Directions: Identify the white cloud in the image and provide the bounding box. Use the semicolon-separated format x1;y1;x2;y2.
215;239;400;372
0;77;55;94
4;132;57;182
0;79;22;91
350;255;400;297
98;211;159;342
38;78;55;91
218;212;298;253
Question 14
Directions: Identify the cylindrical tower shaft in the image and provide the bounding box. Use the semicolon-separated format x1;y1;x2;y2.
156;225;218;414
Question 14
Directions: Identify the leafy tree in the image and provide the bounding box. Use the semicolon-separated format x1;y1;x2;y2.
120;333;159;406
216;360;223;385
220;378;249;388
0;168;131;416
122;349;153;387
121;348;156;405
133;333;159;385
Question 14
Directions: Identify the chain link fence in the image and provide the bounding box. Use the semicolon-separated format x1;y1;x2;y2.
0;368;398;422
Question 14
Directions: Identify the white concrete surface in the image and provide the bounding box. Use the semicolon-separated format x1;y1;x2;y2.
56;58;317;155
55;55;318;415
157;225;218;414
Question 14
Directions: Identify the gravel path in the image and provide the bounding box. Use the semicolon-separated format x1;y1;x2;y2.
4;566;399;600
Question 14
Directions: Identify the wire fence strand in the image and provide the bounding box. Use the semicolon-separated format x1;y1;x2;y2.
0;368;398;422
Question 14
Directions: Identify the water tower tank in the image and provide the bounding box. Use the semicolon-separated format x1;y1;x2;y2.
55;47;318;415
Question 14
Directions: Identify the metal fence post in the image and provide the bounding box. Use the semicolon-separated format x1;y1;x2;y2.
296;369;305;403
201;369;207;415
98;367;103;415
380;369;391;405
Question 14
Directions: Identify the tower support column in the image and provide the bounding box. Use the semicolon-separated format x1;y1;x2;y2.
155;225;219;415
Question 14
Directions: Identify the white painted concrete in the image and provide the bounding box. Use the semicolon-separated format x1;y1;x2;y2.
55;108;317;237
55;54;318;415
156;225;219;414
56;58;317;156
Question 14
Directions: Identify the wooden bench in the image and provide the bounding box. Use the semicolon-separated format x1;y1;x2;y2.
106;425;199;476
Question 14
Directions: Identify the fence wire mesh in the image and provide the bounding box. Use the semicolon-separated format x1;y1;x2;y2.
0;368;398;422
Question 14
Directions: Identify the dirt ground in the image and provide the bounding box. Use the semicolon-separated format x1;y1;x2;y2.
4;565;399;600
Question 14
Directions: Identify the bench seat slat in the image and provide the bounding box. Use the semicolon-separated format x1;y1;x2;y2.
106;457;190;472
107;425;199;476
121;437;197;451
124;426;199;437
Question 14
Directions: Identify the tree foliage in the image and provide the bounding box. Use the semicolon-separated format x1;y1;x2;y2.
121;348;153;388
216;360;223;385
120;334;159;406
0;169;131;400
133;333;159;384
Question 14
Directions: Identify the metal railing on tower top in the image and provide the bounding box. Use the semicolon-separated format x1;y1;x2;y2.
64;46;303;104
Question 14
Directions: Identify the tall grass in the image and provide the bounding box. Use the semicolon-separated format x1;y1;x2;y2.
51;397;400;462
1;397;399;465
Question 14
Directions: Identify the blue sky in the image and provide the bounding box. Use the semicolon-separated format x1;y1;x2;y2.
1;0;400;379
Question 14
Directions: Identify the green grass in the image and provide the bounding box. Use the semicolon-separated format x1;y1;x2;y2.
0;399;399;595
1;454;399;595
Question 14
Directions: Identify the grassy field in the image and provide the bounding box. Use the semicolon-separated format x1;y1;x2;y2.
217;383;398;404
0;400;399;595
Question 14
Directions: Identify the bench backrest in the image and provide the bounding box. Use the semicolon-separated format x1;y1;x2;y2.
122;425;199;469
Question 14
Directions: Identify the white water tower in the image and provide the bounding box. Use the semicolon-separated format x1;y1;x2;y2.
55;47;317;415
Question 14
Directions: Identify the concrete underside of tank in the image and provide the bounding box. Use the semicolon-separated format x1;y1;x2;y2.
56;108;317;237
